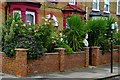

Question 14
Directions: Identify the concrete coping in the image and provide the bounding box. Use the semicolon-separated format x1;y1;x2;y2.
73;51;85;54
54;48;65;50
84;47;90;49
91;46;100;48
15;48;28;51
114;45;120;47
45;52;59;55
113;49;118;51
0;52;4;54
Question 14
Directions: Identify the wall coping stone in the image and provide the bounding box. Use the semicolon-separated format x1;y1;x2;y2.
0;52;4;54
114;45;120;47
45;52;59;55
91;46;100;48
54;48;65;50
73;51;84;54
15;48;28;51
84;47;90;49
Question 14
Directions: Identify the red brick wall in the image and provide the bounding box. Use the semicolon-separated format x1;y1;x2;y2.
100;50;120;65
0;53;3;72
64;52;85;70
27;53;59;75
2;55;16;75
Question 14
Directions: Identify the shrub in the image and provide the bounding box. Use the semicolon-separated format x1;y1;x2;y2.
3;14;57;59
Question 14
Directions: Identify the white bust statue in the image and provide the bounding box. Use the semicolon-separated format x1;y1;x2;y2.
83;34;89;47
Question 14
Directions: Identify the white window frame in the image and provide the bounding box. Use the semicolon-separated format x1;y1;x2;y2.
104;0;110;13
69;0;76;5
92;0;100;11
13;10;21;17
25;11;35;24
117;0;120;15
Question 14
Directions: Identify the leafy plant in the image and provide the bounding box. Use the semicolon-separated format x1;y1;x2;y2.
87;17;117;53
87;18;107;46
64;14;88;51
3;14;22;57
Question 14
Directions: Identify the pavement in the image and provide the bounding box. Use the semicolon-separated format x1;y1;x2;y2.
0;63;120;80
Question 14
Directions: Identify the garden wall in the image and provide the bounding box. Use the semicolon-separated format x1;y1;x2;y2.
0;46;120;77
1;48;89;77
100;50;119;65
91;46;120;66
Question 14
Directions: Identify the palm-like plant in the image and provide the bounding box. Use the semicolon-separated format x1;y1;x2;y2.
64;15;88;51
87;18;107;46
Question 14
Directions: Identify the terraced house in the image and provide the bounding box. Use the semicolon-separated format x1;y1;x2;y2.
0;0;120;51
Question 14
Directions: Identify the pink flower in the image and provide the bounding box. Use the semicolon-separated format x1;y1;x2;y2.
23;24;26;27
52;40;56;44
34;29;38;33
28;22;31;26
42;17;45;21
60;33;62;37
15;24;18;26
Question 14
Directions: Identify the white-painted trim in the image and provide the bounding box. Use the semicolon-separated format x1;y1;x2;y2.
69;0;76;5
103;11;110;13
13;10;21;17
26;11;35;24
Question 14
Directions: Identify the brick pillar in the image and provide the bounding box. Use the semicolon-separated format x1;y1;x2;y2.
15;48;28;77
84;47;89;67
55;48;65;72
0;52;4;73
91;47;100;66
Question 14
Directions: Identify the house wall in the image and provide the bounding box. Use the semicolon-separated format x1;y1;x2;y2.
38;2;67;29
1;1;119;29
77;2;120;27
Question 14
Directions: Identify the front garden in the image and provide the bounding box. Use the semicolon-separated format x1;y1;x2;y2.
0;14;120;77
1;14;120;59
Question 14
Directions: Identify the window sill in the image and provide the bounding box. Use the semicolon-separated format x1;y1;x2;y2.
92;9;100;12
103;11;110;14
116;13;120;16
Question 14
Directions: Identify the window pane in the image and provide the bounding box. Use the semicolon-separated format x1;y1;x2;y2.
118;0;120;5
13;10;21;18
26;14;33;24
14;12;20;18
118;6;120;13
104;5;109;11
69;0;75;5
93;2;97;9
